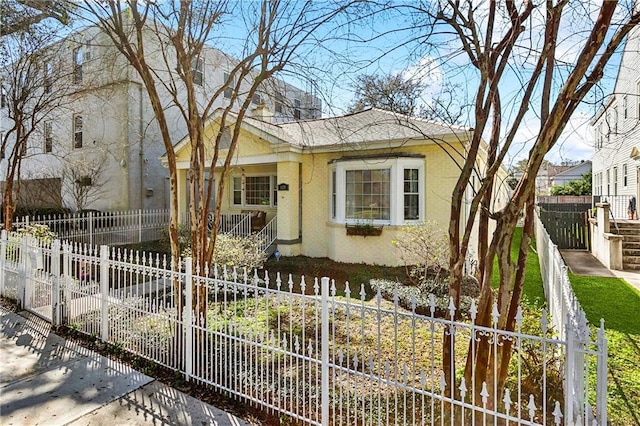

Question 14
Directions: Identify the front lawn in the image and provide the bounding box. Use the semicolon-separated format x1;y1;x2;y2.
569;274;640;425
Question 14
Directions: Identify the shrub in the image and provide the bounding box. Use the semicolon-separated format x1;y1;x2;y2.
16;224;57;243
392;221;450;285
213;234;267;270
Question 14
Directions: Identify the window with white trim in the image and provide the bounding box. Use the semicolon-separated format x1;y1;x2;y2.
613;166;618;195
223;72;234;98
44;120;53;153
191;57;203;86
330;157;424;225
624;164;628;187
623;95;628;119
73;114;83;148
231;174;277;207
73;46;83;84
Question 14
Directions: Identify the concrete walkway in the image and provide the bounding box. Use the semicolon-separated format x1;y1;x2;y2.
0;307;251;426
560;250;640;292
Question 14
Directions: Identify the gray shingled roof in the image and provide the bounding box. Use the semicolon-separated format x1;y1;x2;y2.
277;108;469;147
239;108;469;149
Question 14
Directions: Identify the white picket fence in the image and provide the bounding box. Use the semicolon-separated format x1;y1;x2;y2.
13;209;170;246
0;231;608;425
534;208;608;424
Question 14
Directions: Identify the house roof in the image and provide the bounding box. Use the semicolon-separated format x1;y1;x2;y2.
167;108;472;156
552;161;592;178
276;108;470;148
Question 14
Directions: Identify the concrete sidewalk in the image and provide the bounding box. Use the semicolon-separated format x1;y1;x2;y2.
560;250;640;292
0;307;251;426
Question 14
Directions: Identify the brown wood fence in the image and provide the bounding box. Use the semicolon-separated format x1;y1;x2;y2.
538;209;591;250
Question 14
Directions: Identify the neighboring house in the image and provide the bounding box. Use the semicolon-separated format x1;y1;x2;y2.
549;161;592;188
591;21;640;200
165;108;511;266
535;164;571;195
0;24;319;212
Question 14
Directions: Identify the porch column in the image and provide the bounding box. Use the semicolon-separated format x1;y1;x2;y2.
176;168;189;225
276;161;301;256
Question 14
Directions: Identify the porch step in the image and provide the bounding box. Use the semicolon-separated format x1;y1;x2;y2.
623;248;640;257
623;255;640;263
619;235;640;243
613;228;640;236
624;263;640;271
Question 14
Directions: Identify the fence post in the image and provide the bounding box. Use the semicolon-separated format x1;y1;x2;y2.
138;209;143;243
100;245;109;342
596;319;608;425
0;230;7;298
89;211;94;247
184;257;193;381
51;240;61;326
564;317;575;424
321;277;330;426
61;242;71;325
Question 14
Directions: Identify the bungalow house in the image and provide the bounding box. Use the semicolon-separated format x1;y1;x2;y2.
165;108;510;266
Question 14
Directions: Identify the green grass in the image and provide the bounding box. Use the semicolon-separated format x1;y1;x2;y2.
569;273;640;425
491;227;545;307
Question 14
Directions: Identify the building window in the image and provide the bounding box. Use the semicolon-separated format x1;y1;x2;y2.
623;95;628;119
191;57;203;86
293;98;301;120
44;121;53;153
624;164;628;187
346;169;391;221
274;92;284;113
223;72;234;98
231;174;277;207
73;46;83;84
404;168;420;220
331;170;336;219
330;158;424;225
44;61;52;93
613;166;618;195
0;132;4;159
73;115;83;148
613;106;618;134
1;90;6;109
252;93;262;105
606;169;610;195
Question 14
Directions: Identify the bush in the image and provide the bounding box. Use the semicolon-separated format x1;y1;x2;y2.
392;221;450;285
213;234;267;270
15;224;57;243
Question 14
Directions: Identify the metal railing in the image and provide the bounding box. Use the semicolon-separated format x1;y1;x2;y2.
0;231;608;426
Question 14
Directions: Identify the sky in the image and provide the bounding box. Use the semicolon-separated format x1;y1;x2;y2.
272;1;631;169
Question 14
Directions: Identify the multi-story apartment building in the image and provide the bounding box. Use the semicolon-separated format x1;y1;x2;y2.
0;24;320;212
591;22;640;203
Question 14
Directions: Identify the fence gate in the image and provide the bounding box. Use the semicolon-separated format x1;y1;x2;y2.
538;209;591;250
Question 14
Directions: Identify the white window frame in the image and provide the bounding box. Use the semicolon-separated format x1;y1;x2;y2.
73;114;83;149
624;163;628;187
223;71;234;99
191;57;204;86
44;120;53;153
73;46;83;84
329;158;424;226
231;174;277;207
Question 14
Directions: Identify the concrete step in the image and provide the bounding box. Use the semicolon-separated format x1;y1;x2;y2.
623;249;640;257
622;241;640;249
623;263;640;271
622;255;640;264
620;235;640;243
613;229;640;236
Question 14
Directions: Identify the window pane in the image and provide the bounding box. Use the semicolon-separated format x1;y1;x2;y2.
345;169;390;220
245;176;271;205
404;168;419;220
232;177;242;205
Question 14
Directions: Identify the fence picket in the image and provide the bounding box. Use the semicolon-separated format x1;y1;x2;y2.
0;229;608;426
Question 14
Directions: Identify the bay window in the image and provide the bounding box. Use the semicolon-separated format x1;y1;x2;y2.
330;157;424;225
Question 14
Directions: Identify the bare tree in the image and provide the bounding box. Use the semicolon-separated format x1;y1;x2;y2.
0;0;75;36
76;0;358;318
61;155;110;211
391;0;640;405
1;30;74;229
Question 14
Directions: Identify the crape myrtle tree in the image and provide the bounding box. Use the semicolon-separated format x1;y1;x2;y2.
0;0;75;36
76;0;358;318
0;30;75;230
395;0;640;404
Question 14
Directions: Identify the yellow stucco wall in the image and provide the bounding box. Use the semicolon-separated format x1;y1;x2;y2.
297;142;462;266
169;120;505;267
